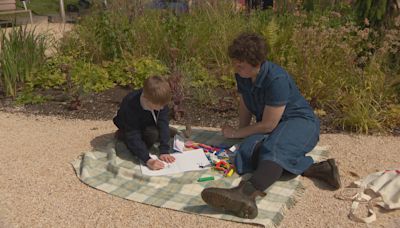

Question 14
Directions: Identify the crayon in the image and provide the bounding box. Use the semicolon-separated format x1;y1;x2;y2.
197;176;214;182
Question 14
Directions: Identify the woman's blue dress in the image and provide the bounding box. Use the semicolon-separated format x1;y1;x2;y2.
234;61;320;175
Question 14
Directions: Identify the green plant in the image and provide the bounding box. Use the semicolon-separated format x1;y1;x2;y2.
336;89;383;134
0;26;48;97
106;56;169;89
61;9;134;62
286;24;357;107
30;54;114;93
379;17;400;76
275;0;299;14
168;72;185;120
15;89;48;105
57;31;88;61
180;57;218;105
71;61;114;93
50;3;399;134
382;104;400;130
336;59;389;134
355;0;400;27
303;0;346;12
219;73;236;89
19;0;77;15
29;55;71;89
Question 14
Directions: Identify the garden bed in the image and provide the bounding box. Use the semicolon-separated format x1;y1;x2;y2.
0;85;346;135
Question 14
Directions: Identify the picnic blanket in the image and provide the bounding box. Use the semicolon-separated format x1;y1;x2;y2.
72;127;329;227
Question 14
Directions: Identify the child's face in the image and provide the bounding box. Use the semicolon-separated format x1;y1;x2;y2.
141;95;164;111
232;59;260;79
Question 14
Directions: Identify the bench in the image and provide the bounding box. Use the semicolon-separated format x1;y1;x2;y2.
0;0;33;24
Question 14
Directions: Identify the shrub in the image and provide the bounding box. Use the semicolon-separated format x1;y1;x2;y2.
106;56;169;89
29;55;114;95
23;3;400;134
0;26;48;97
71;61;114;93
179;57;218;105
15;89;48;105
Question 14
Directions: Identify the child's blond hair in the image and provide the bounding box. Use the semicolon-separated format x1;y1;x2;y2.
143;76;171;105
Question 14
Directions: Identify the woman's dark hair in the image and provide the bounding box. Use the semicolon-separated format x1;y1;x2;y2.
228;32;267;67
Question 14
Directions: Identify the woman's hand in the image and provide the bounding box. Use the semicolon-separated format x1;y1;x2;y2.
146;158;164;170
159;154;176;163
222;125;237;138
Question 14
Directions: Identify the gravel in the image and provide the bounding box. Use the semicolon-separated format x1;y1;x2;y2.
0;111;399;228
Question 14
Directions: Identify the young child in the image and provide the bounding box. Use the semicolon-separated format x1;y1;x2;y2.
201;32;341;219
113;75;176;170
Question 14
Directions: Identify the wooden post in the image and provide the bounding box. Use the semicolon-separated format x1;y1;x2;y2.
22;0;33;23
59;0;66;23
187;0;192;13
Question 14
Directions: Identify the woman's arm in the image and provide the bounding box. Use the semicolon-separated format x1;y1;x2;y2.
238;95;252;128
224;105;285;138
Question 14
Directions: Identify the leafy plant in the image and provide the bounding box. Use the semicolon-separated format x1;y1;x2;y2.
71;61;114;93
26;2;399;134
106;56;169;89
0;26;49;97
60;9;133;62
336;89;383;134
180;57;218;105
355;0;400;27
28;55;71;89
382;104;400;130
15;89;48;105
168;72;185;120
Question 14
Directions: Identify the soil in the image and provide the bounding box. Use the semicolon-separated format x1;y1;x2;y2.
0;86;343;134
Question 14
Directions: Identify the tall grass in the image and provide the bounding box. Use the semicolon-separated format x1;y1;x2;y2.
0;26;48;97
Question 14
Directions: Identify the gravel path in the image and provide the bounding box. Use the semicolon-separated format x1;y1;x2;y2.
0;111;399;228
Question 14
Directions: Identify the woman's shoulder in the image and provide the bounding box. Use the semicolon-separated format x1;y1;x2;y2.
266;61;289;79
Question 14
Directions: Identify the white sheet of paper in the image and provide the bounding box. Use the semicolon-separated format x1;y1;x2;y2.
140;149;211;176
173;134;185;152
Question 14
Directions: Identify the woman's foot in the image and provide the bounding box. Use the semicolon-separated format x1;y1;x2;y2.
302;159;341;189
201;181;266;219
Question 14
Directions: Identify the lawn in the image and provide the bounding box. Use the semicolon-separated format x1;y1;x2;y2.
20;0;78;15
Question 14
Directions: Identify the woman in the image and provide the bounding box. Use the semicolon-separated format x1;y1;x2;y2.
201;32;341;219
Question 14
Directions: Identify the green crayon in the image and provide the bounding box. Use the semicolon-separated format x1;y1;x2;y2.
197;176;214;182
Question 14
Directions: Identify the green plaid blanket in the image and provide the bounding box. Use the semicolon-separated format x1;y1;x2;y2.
72;127;329;227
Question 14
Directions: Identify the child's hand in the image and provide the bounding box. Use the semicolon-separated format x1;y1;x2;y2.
159;154;176;163
146;158;165;170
